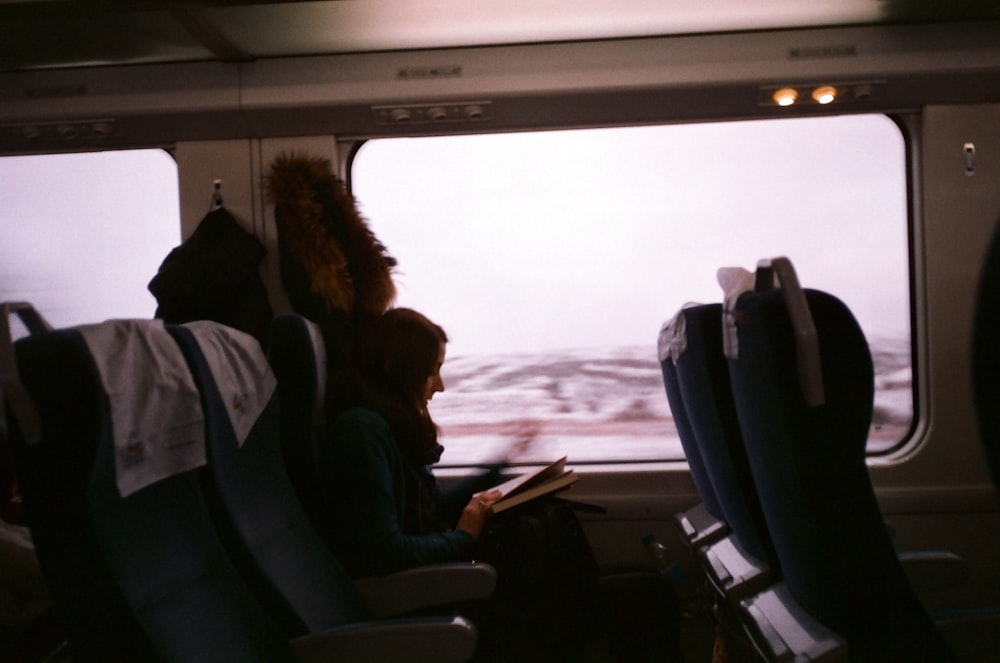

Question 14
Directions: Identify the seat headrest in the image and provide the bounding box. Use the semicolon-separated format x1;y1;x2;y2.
182;320;277;446
269;313;327;426
1;301;52;446
716;266;754;360
719;257;825;407
658;304;700;363
77;319;205;497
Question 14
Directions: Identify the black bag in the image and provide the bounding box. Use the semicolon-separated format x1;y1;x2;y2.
469;497;603;660
476;497;600;600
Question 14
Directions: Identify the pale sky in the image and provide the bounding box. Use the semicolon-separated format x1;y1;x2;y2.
352;114;909;357
0;150;180;330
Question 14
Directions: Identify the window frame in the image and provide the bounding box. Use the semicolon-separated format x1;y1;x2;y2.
344;113;919;467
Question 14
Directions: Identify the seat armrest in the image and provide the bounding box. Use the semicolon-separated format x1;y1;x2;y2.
674;502;729;549
739;582;847;662
698;534;772;602
355;563;497;618
936;611;1000;662
898;551;970;594
291;615;477;663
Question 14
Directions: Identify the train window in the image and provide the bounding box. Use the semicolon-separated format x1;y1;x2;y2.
0;149;180;335
351;115;911;465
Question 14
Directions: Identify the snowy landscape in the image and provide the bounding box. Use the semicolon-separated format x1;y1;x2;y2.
431;337;912;465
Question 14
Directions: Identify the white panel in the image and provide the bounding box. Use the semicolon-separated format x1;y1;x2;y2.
876;104;1000;488
0;62;240;124
237;23;1000;109
175;140;255;239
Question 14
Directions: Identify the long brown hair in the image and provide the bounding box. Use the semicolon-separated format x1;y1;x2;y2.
329;307;447;458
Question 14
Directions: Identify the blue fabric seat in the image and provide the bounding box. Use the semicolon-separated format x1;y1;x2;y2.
267;312;330;525
662;296;846;659
726;258;953;661
9;322;297;662
659;311;729;547
973;222;1000;490
674;304;776;570
170;321;489;660
662;303;776;608
8;318;481;662
168;322;375;636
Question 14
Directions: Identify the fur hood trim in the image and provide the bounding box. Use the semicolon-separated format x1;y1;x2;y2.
266;153;396;320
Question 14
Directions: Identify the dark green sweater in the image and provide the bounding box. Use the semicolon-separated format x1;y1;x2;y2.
315;407;498;577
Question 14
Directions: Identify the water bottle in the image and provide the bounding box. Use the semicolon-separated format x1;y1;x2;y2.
641;532;684;584
641;532;671;570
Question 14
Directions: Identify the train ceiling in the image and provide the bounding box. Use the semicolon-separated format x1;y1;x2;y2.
1;0;998;73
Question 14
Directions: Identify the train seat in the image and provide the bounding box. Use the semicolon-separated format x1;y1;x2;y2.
973;220;1000;491
8;317;483;662
168;321;369;633
671;302;778;602
8;319;298;661
663;300;800;660
964;219;1000;661
661;295;841;659
267;312;330;525
166;321;483;660
725;257;952;661
658;307;729;548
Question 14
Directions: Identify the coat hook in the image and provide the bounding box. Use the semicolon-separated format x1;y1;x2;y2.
210;179;224;209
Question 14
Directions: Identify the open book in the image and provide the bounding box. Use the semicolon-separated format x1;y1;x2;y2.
485;456;577;515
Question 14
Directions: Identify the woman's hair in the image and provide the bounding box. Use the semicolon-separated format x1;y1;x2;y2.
330;307;447;457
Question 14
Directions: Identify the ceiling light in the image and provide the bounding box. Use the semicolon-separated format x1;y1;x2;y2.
812;86;837;104
773;88;798;106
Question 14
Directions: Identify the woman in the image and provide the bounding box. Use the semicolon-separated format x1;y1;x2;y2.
316;307;682;661
314;307;503;578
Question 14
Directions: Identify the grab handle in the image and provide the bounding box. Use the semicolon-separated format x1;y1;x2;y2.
754;258;825;407
1;302;52;445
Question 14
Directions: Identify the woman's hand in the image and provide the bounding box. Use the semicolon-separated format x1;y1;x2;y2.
456;489;502;539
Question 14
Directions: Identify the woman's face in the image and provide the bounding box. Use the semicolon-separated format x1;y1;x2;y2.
423;342;446;405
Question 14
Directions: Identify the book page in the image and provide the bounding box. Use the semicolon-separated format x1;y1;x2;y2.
490;469;578;514
488;456;567;498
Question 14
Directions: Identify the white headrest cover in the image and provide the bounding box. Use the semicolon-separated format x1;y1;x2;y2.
658;303;702;363
183;321;277;447
78;319;205;497
717;266;755;360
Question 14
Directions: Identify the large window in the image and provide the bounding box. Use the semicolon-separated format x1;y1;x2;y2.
0;149;180;335
351;115;911;464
